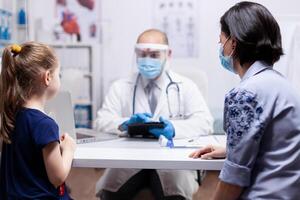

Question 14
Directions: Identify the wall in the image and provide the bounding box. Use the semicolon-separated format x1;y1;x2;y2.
28;0;102;119
100;0;300;119
28;0;300;118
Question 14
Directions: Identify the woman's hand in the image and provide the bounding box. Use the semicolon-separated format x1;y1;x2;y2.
189;145;226;159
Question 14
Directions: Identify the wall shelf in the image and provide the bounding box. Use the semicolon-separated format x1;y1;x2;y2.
51;44;96;128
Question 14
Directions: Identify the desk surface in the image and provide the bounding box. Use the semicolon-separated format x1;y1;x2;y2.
73;136;225;170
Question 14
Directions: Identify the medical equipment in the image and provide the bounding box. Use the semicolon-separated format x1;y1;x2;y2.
158;135;174;148
127;122;164;139
132;72;183;119
119;113;152;131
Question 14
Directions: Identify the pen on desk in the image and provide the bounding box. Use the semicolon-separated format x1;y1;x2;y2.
188;139;194;142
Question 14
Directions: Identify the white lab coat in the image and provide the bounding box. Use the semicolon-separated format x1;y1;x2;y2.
94;70;213;199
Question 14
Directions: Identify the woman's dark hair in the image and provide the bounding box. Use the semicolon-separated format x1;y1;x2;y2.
220;1;283;66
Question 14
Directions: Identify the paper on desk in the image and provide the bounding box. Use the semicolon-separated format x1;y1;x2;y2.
173;135;224;148
213;135;227;147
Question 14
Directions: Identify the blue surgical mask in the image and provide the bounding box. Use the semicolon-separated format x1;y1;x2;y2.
219;43;235;73
137;57;164;79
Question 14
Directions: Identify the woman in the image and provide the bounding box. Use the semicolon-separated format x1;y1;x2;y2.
190;2;300;200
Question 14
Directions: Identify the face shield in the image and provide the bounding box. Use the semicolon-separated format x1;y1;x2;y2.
132;43;170;79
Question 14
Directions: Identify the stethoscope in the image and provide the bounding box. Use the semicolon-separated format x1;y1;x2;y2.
132;72;183;119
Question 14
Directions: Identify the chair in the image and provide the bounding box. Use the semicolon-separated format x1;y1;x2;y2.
171;64;208;101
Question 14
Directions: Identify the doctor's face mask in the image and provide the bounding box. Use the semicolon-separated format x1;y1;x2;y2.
135;43;169;79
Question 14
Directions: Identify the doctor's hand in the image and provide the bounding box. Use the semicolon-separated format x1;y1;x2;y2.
149;117;175;140
189;145;226;159
119;113;153;131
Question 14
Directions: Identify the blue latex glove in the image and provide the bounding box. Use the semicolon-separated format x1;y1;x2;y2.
149;117;175;140
119;113;152;131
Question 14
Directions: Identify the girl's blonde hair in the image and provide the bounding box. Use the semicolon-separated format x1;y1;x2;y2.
0;42;58;143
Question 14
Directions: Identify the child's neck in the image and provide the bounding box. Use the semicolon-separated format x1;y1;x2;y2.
23;95;47;113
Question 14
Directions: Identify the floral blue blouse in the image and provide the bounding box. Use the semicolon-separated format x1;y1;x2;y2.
219;61;300;200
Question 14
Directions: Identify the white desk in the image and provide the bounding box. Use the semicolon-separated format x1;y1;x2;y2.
73;136;225;170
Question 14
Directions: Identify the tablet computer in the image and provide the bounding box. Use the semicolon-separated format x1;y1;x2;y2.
127;122;164;139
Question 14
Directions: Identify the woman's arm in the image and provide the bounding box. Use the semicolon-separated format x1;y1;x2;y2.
190;145;242;200
190;146;242;200
212;181;243;200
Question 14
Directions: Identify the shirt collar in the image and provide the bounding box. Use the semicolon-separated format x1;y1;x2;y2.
241;61;272;82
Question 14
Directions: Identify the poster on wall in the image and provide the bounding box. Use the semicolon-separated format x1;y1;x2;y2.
55;0;101;43
153;0;199;58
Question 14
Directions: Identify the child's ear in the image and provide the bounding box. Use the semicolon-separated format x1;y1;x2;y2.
44;70;52;86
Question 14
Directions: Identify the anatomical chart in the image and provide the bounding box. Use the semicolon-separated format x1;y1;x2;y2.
55;0;101;43
153;0;199;58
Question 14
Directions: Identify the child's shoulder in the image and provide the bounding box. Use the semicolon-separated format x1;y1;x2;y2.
17;108;60;145
18;108;58;128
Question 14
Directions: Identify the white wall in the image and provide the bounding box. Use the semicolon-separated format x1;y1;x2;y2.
100;0;300;118
28;0;102;119
28;0;300;119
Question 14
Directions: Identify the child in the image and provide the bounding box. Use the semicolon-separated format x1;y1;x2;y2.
0;42;76;199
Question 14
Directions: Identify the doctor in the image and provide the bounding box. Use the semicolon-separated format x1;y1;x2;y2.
94;29;213;200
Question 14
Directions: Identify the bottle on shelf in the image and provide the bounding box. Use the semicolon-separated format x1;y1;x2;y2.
18;8;26;25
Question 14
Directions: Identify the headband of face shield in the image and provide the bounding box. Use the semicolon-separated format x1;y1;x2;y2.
135;43;169;79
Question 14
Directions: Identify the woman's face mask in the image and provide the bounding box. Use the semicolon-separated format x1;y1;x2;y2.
219;37;235;73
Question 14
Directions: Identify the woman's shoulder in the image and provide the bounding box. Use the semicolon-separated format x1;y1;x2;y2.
241;68;296;99
226;68;300;115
